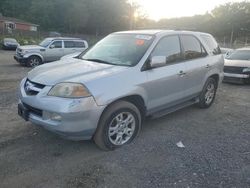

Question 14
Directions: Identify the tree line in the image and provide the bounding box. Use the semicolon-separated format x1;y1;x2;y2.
0;0;133;35
1;0;250;43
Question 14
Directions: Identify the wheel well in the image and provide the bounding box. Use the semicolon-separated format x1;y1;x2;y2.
104;95;146;119
210;74;219;87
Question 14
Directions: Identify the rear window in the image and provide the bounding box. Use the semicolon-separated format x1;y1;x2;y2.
64;41;75;48
201;35;221;55
74;41;85;48
64;41;86;48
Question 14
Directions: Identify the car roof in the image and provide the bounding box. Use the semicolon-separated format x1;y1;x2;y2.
114;30;212;37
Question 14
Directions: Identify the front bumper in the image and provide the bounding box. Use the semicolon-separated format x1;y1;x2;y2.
223;73;250;84
14;54;28;64
18;78;106;140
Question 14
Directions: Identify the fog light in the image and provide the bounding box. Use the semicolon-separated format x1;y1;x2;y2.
50;113;62;121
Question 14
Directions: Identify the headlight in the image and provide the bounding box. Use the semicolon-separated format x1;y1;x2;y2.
22;50;29;54
48;83;91;98
242;67;250;73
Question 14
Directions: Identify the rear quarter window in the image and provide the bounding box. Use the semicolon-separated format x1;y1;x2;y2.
201;35;221;55
74;41;86;48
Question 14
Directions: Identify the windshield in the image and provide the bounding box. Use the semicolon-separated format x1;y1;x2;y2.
226;50;250;60
81;34;154;66
39;38;52;47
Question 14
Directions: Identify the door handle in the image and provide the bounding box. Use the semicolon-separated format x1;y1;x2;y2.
178;70;186;76
205;64;211;68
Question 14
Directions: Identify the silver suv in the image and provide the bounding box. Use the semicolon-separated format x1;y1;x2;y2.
14;37;88;67
18;30;224;150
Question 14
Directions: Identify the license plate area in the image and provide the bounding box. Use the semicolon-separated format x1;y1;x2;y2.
18;103;29;121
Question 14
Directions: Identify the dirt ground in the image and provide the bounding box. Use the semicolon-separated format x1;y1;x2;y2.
0;50;250;188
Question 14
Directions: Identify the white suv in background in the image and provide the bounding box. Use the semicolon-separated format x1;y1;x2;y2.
14;37;88;67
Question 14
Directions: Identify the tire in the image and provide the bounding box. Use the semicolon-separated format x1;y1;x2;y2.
94;101;142;151
198;77;217;108
26;56;42;67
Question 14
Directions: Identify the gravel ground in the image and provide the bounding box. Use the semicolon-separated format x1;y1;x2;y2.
0;50;250;188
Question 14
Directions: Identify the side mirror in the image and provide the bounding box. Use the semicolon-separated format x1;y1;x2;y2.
150;56;167;68
49;44;55;49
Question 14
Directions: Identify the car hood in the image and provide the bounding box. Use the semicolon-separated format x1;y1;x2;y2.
224;59;250;67
19;45;45;50
28;58;128;85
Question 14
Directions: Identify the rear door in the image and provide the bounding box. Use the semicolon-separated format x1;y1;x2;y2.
63;40;77;55
144;35;187;111
179;35;209;98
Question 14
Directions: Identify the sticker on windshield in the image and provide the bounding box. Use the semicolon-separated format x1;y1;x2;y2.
136;39;145;46
135;35;152;40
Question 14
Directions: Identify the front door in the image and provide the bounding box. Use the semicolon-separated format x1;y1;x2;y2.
143;35;187;111
45;40;64;62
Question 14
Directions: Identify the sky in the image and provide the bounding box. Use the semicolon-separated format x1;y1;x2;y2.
134;0;245;20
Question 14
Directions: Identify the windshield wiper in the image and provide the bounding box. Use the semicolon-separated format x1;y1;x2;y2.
82;58;115;65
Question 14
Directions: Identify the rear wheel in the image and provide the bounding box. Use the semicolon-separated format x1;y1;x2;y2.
94;101;141;151
27;56;42;67
198;77;217;108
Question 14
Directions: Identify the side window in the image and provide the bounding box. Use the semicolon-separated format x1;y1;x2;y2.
64;41;75;48
151;35;182;64
181;35;207;60
51;41;62;48
74;41;85;48
201;35;221;55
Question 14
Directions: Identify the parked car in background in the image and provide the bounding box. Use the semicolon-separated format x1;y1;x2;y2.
2;38;20;50
14;37;88;67
18;30;224;150
224;48;250;84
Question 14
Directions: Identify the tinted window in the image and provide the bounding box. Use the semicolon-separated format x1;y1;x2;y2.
51;41;62;48
226;50;250;60
151;35;182;64
64;41;75;48
181;35;206;60
201;35;221;55
74;41;85;48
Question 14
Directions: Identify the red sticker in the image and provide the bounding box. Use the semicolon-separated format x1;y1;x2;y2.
136;39;145;46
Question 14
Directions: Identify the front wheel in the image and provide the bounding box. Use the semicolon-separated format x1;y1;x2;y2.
27;56;42;67
198;77;217;108
94;101;141;151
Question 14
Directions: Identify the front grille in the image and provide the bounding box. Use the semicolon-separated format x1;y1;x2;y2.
23;103;43;117
224;66;246;74
24;79;45;95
